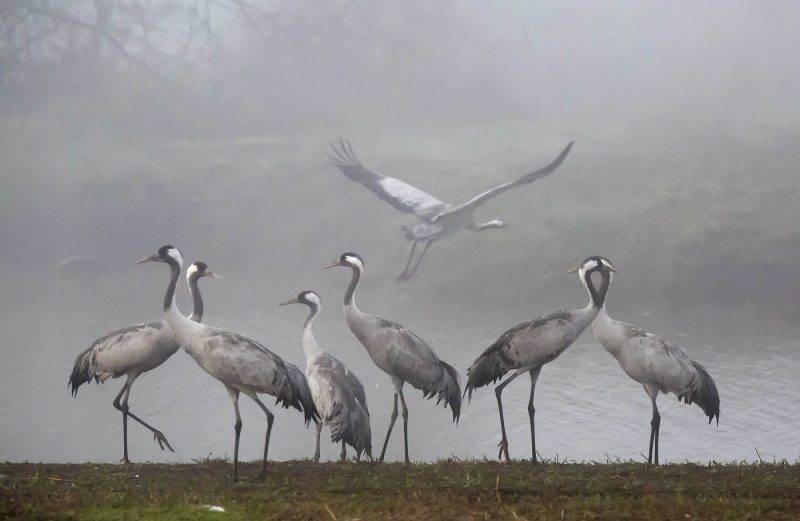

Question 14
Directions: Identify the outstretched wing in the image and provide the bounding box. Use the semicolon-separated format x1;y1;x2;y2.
441;141;574;216
326;138;448;218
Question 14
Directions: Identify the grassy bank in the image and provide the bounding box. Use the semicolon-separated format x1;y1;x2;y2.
2;460;799;519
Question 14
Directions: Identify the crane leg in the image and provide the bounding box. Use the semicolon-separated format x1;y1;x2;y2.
313;420;322;463
398;387;410;463
397;241;419;280
112;383;131;464
645;386;661;465
653;409;661;465
249;393;275;481
403;240;434;280
226;386;242;482
379;393;399;462
112;376;173;460
408;241;433;278
494;368;527;463
528;367;542;464
340;441;347;462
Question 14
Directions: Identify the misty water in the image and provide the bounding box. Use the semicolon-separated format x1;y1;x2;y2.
2;2;799;465
1;258;797;464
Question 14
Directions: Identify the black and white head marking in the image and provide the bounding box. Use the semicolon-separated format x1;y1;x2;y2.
340;252;365;271
298;290;322;308
158;245;183;267
187;261;205;279
575;255;615;307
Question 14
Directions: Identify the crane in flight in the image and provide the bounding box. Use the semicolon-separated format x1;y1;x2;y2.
327;139;574;279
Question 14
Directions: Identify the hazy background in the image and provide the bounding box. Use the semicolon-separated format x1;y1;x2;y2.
1;1;798;464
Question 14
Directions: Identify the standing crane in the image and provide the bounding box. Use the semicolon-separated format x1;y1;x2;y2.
327;139;574;279
464;256;610;463
68;261;219;463
137;245;317;481
324;252;460;463
280;290;372;461
590;256;720;464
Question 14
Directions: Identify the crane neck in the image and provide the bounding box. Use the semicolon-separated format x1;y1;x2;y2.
302;302;322;359
584;269;611;309
187;274;203;323
344;266;362;309
164;258;182;314
163;257;193;337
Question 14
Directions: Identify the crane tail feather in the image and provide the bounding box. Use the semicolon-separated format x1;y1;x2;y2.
434;360;462;423
68;347;94;397
464;340;509;401
681;362;720;425
329;404;373;458
281;365;320;426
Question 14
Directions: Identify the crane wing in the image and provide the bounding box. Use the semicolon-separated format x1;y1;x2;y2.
326;138;448;218
343;366;368;412
440;141;574;217
370;318;443;389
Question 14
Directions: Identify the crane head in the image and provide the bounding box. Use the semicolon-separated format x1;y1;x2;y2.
279;290;321;309
137;245;183;267
187;261;221;281
566;256;617;276
323;252;365;271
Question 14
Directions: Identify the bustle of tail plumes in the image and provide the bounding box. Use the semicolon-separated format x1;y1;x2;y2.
422;360;461;423
68;347;95;397
279;363;320;425
328;402;373;459
680;362;720;425
464;340;509;401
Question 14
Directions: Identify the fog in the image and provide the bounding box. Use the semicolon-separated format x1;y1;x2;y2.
1;1;798;464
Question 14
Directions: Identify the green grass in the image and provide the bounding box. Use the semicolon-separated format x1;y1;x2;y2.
2;460;799;519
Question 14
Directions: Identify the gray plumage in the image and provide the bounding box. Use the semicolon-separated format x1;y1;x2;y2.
593;301;720;464
465;311;575;400
68;260;218;462
686;361;721;424
354;315;461;421
69;322;171;397
327;138;574;279
285;361;319;424
325;252;460;463
280;290;371;461
308;353;372;458
142;245;316;481
196;329;318;424
344;366;368;413
464;256;613;463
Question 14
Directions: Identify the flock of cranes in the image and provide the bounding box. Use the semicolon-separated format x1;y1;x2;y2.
69;140;720;480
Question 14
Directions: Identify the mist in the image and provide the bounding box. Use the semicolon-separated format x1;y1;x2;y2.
1;1;798;464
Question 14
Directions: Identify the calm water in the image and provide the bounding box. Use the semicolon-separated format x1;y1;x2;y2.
1;269;797;465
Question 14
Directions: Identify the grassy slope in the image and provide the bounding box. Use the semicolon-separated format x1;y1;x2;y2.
2;460;799;520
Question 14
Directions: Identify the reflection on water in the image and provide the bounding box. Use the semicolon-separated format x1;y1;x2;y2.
0;270;797;464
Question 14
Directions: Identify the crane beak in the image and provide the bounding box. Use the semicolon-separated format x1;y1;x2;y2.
565;266;580;275
279;297;298;307
136;254;160;264
205;270;222;279
322;260;341;269
608;265;619;273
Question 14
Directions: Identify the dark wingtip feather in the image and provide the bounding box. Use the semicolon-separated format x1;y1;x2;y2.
282;364;320;426
464;340;508;402
327;138;360;166
68;347;94;397
340;405;372;457
439;360;462;423
682;361;720;426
